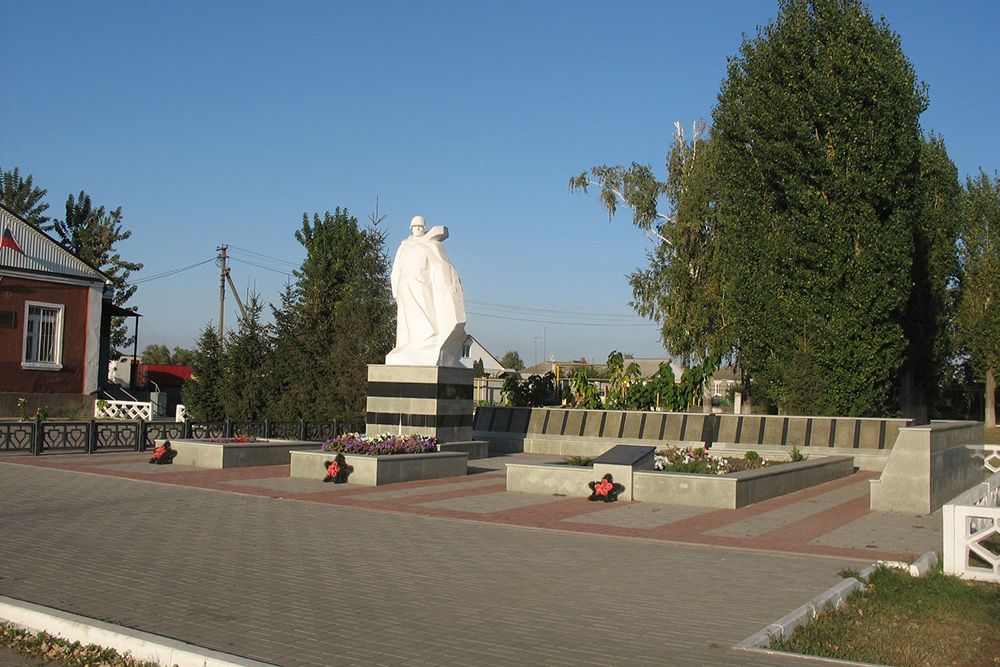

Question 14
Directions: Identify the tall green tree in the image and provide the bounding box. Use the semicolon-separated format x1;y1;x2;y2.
181;325;226;421
902;134;963;418
219;293;273;421
52;192;143;353
709;0;932;416
956;170;1000;428
0;166;49;226
268;208;394;422
571;122;729;367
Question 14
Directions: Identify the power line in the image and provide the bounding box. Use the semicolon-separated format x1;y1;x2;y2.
466;311;656;327
228;257;295;277
131;258;215;284
228;244;299;267
465;299;642;320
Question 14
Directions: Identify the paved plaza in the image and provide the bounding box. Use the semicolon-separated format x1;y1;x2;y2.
0;452;942;666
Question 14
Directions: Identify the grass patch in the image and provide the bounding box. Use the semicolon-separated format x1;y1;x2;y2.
0;622;161;667
769;566;1000;667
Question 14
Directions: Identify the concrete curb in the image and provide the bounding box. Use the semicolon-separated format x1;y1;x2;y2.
734;551;938;651
0;596;277;667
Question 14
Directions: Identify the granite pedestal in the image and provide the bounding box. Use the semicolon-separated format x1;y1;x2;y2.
366;364;474;443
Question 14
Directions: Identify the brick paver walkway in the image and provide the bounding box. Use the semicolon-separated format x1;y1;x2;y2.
0;452;942;666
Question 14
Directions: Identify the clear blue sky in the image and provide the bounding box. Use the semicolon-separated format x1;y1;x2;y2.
3;1;998;367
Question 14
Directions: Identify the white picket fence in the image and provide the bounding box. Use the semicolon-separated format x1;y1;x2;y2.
943;469;1000;583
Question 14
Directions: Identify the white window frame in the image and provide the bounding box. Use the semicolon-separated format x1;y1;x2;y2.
22;301;65;371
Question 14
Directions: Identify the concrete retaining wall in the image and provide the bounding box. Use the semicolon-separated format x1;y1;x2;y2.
473;407;711;455
634;456;854;508
711;414;911;471
869;421;987;514
290;449;468;486
164;439;310;468
506;455;854;508
474;407;909;471
505;463;596;498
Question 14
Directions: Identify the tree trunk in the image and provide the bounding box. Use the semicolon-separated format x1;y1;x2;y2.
986;368;997;429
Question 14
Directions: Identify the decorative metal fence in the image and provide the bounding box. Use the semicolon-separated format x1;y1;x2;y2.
0;419;362;456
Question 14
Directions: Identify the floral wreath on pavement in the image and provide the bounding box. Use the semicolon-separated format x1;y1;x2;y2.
324;452;353;483
588;473;624;502
149;441;178;465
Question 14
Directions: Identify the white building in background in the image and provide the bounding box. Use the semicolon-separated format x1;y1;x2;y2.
458;334;504;375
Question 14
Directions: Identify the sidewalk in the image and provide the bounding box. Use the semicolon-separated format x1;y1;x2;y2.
0;452;941;666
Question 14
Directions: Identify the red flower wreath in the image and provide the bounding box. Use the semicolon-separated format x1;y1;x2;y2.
149;441;177;465
323;452;353;483
587;473;624;502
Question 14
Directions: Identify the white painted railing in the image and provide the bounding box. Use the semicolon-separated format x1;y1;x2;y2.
95;400;153;421
986;444;1000;474
943;470;1000;583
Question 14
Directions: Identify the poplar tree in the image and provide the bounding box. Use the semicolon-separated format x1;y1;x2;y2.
956;170;1000;428
712;0;930;415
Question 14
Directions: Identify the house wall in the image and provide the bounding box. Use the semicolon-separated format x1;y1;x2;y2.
0;274;95;394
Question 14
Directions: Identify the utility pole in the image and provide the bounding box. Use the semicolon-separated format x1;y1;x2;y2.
217;244;247;340
218;245;228;339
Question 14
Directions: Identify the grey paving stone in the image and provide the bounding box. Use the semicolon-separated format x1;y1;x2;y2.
705;479;871;539
417;490;558;513
563;501;716;528
0;461;870;667
810;508;943;554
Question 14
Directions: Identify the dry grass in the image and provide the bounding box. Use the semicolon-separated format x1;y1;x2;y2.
985;426;1000;445
0;623;160;667
769;567;1000;667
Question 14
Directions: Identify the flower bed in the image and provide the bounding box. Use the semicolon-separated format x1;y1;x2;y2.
507;449;854;508
654;446;776;475
321;432;437;456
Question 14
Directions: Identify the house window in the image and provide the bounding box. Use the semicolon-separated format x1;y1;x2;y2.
462;341;472;358
23;302;64;370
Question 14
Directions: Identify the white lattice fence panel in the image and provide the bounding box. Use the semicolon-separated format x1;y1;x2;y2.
95;401;152;421
943;472;1000;583
985;445;1000;474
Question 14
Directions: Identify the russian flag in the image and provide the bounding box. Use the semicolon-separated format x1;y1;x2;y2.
1;227;24;254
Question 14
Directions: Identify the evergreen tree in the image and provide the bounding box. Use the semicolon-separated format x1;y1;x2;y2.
52;192;143;353
956;170;1000;428
182;325;226;421
219;293;272;421
269;209;394;422
0;166;49;226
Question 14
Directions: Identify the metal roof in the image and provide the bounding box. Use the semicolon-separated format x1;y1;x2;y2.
0;205;108;284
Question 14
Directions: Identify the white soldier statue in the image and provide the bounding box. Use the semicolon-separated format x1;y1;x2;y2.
385;216;467;367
